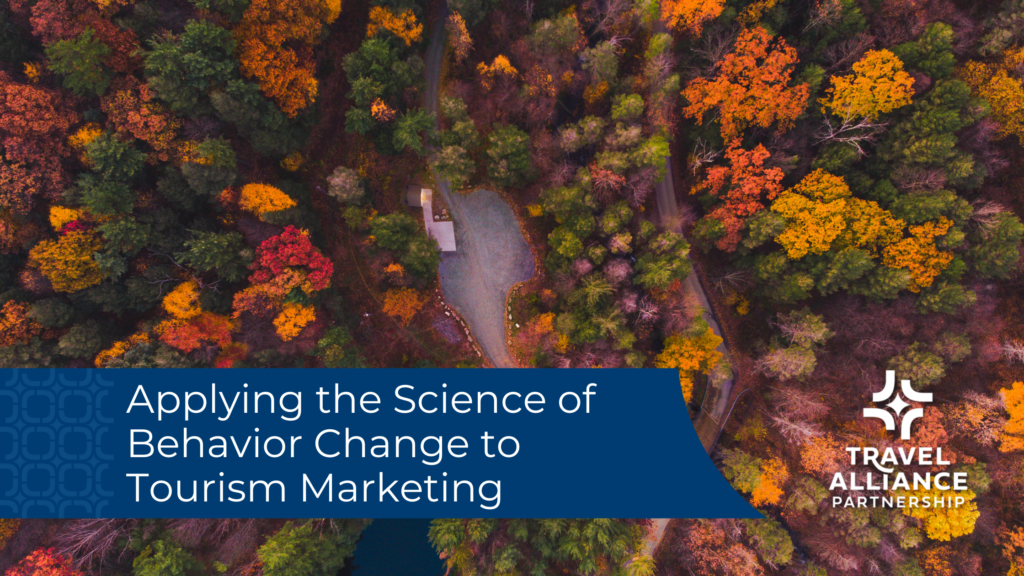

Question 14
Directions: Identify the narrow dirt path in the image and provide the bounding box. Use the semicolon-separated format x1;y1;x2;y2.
651;20;736;452
423;15;534;368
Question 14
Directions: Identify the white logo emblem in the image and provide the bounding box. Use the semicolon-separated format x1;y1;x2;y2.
864;370;932;440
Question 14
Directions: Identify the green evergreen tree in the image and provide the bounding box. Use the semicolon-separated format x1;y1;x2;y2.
45;28;113;96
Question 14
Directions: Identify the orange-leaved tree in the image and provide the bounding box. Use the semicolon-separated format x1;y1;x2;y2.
367;6;423;46
273;302;316;341
661;0;725;36
999;381;1024;452
382;288;426;326
750;457;789;506
0;301;43;347
234;0;336;117
682;27;809;140
692;140;784;252
881;217;954;292
156;312;234;353
101;76;181;162
823;49;914;120
28;231;105;292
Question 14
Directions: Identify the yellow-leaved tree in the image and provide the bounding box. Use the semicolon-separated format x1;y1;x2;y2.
238;184;297;217
655;324;723;402
771;169;903;259
896;488;979;541
823;49;915;119
162;280;202;320
960;47;1024;142
28;231;106;292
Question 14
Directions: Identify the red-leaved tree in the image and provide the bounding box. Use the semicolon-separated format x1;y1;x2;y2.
250;225;333;293
0;72;79;214
692;140;784;251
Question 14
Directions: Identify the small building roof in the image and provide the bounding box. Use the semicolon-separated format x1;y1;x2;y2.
406;184;422;207
428;221;457;252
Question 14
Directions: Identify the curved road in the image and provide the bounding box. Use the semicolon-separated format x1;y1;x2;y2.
423;16;535;368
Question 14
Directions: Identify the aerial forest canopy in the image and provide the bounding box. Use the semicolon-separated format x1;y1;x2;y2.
1;0;1024;574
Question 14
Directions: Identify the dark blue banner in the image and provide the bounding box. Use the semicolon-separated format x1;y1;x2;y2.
0;368;758;519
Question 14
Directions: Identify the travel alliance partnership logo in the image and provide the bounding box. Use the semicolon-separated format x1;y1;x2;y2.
830;370;969;509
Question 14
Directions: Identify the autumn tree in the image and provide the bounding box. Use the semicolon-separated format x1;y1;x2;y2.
381;287;426;325
682;27;809;140
4;548;83;576
101;77;181;162
682;520;763;575
273;302;315;341
896;488;978;541
28;231;105;292
750;458;789;507
655;322;723;402
446;12;472;62
692;141;783;252
1000;381;1024;452
234;0;336;117
0;71;79;214
238;183;296;217
326;166;365;204
770;169;903;260
823;50;914;120
0;301;43;347
157;312;234;352
367;6;422;46
662;0;725;35
250;225;333;295
881;218;954;292
960;46;1024;143
429;519;649;576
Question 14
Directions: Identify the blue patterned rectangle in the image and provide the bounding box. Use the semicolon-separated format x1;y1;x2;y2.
0;369;115;518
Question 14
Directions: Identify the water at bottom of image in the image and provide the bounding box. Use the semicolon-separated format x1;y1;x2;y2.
344;519;443;576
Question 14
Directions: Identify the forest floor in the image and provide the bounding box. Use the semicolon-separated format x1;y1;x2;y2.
424;12;535;368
